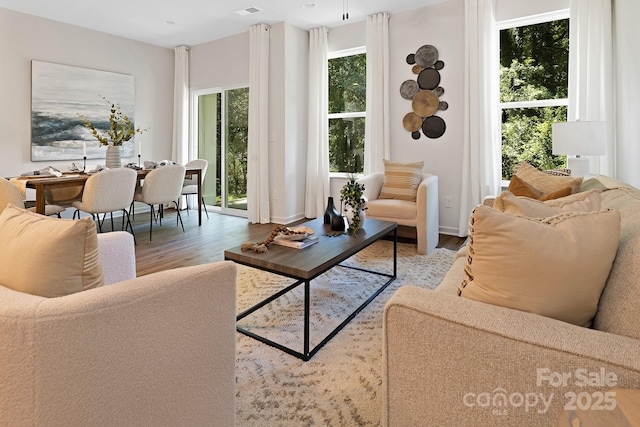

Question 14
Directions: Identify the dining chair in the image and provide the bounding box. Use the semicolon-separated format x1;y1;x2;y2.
181;159;209;219
71;168;137;236
0;177;65;217
133;164;186;241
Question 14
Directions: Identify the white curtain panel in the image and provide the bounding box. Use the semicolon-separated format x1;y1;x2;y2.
458;0;501;236
569;0;614;176
613;0;640;186
247;24;271;224
304;27;330;219
172;45;189;165
364;12;391;174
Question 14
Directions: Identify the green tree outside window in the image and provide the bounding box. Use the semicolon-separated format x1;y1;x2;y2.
500;18;569;179
328;52;366;174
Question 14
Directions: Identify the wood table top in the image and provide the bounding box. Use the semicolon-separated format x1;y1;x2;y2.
224;218;397;280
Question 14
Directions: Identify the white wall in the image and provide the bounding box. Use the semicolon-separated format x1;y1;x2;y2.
282;24;310;224
0;8;174;177
614;0;640;187
389;0;465;235
328;0;466;235
267;22;310;224
190;32;249;91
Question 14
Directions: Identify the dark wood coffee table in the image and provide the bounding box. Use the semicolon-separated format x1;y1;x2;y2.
224;218;397;361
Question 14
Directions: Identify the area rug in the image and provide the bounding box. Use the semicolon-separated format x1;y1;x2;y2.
235;240;457;426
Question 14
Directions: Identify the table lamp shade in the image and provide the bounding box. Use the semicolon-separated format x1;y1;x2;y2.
552;121;606;156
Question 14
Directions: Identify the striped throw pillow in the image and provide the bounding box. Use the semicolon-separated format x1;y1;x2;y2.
378;160;424;201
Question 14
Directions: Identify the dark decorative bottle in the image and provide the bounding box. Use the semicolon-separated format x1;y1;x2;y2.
324;197;339;225
330;212;345;231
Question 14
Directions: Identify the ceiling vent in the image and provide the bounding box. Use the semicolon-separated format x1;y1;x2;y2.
234;6;262;16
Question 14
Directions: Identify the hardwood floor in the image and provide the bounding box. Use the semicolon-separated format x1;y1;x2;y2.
127;207;467;276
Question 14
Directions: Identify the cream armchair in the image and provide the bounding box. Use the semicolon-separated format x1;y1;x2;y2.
357;172;438;255
0;231;237;427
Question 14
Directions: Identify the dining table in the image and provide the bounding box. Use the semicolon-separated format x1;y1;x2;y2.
19;168;204;226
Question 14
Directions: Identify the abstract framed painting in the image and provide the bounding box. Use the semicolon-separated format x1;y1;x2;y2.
31;61;135;162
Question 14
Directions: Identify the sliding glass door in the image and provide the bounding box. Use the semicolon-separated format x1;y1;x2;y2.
192;87;248;216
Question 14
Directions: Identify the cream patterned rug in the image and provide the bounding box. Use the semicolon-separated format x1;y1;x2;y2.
235;240;457;426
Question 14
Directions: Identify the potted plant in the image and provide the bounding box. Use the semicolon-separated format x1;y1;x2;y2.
78;96;147;168
340;174;367;236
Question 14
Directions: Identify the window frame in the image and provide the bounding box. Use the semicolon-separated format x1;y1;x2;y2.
327;46;366;178
497;9;570;185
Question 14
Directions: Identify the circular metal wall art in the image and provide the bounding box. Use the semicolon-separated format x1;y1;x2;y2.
422;116;446;139
417;68;441;90
411;90;439;118
402;112;423;132
400;80;420;100
400;44;447;140
414;45;439;68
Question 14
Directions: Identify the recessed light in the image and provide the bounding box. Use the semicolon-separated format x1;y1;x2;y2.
303;2;317;8
165;20;176;25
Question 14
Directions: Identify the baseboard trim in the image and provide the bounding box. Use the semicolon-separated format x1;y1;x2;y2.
270;213;307;225
439;226;464;237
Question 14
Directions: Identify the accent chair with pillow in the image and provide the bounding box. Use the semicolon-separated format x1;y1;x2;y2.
358;160;439;255
0;205;237;427
382;174;640;426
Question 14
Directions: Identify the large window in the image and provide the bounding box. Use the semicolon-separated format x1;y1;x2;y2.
328;49;366;174
499;13;569;180
192;86;248;215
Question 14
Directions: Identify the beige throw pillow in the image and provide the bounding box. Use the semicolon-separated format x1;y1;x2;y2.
378;160;424;202
493;190;602;217
0;204;104;297
514;162;583;195
458;205;620;327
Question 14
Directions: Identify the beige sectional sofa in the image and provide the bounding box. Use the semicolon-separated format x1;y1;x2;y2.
0;230;237;427
383;176;640;426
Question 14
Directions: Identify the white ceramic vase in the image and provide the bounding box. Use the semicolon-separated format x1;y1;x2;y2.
345;207;366;232
105;145;122;169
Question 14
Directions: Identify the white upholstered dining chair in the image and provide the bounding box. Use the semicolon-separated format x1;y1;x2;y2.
133;164;186;241
0;177;65;217
71;168;137;235
181;159;209;219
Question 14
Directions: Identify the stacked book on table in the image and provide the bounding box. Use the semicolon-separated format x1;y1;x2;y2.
272;235;319;249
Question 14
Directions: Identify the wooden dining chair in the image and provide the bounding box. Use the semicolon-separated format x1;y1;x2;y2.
71;168;138;236
132;164;186;241
0;177;65;217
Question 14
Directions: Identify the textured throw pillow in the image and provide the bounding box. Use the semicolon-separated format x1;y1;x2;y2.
458;205;620;327
493;190;602;217
513;162;583;195
506;174;542;199
544;168;572;177
506;174;572;201
0;204;104;297
378;159;424;201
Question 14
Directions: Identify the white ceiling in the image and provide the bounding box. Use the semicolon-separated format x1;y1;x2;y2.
0;0;447;48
